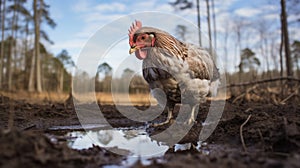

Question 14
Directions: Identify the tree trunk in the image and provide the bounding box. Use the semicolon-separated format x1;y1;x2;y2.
34;0;42;92
24;20;29;89
0;0;6;89
28;51;35;92
280;23;284;77
12;0;20;90
59;67;64;92
281;0;293;77
196;0;201;46
205;0;212;55
211;0;217;50
223;25;229;71
7;0;18;91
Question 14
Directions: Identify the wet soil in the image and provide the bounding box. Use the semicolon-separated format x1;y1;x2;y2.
0;95;299;168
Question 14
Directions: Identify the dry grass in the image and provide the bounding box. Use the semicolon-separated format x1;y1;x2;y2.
74;92;157;105
96;92;157;105
0;91;69;104
0;91;157;105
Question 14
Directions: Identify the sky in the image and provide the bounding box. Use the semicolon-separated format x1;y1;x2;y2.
42;0;298;75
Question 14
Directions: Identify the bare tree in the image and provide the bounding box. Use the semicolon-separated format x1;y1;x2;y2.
196;0;201;46
291;40;300;76
0;0;6;89
211;0;217;50
223;23;230;71
34;0;42;92
279;23;284;78
205;0;212;55
280;0;293;77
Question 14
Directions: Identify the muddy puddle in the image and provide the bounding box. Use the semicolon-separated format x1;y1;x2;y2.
48;125;172;166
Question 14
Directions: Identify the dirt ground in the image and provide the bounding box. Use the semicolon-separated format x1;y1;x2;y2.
0;94;299;168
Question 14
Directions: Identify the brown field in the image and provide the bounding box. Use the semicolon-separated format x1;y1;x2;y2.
0;91;69;104
0;91;158;105
96;92;157;105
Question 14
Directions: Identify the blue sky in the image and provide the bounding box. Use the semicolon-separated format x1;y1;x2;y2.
43;0;298;74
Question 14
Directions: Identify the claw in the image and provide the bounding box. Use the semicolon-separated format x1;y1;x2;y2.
151;118;174;127
184;118;197;125
151;106;174;127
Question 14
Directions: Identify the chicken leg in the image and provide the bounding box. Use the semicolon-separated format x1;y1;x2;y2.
152;106;174;127
185;104;198;125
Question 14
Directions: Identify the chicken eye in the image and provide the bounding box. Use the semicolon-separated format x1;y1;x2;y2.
141;36;145;40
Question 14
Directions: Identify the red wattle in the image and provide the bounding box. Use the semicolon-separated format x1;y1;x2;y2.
135;49;148;60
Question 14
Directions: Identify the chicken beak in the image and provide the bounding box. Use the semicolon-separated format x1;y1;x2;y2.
129;46;137;54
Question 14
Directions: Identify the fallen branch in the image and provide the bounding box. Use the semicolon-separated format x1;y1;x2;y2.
280;92;296;104
224;77;300;88
240;114;252;152
280;85;300;104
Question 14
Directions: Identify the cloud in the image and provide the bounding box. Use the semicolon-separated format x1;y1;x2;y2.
52;39;86;49
263;13;278;21
94;2;126;13
84;13;125;23
72;0;90;12
234;7;261;17
50;39;87;61
132;1;157;11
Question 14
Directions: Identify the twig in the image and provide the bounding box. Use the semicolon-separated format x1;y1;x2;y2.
257;129;264;145
269;152;290;157
240;114;252;152
23;124;36;130
51;111;69;117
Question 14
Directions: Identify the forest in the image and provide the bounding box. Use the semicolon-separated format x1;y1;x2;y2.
0;0;300;168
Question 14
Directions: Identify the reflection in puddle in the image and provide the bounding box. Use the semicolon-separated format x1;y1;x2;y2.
64;127;169;167
66;128;169;157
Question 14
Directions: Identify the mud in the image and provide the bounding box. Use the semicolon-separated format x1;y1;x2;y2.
0;95;299;167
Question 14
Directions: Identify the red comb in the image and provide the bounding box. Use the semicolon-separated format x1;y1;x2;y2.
128;20;142;46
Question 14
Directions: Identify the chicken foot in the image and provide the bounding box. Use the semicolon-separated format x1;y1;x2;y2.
151;107;173;127
184;104;198;125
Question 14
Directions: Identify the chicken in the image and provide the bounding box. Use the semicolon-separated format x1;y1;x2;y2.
128;20;219;126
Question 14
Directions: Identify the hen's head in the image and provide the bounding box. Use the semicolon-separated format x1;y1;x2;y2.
128;20;156;60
